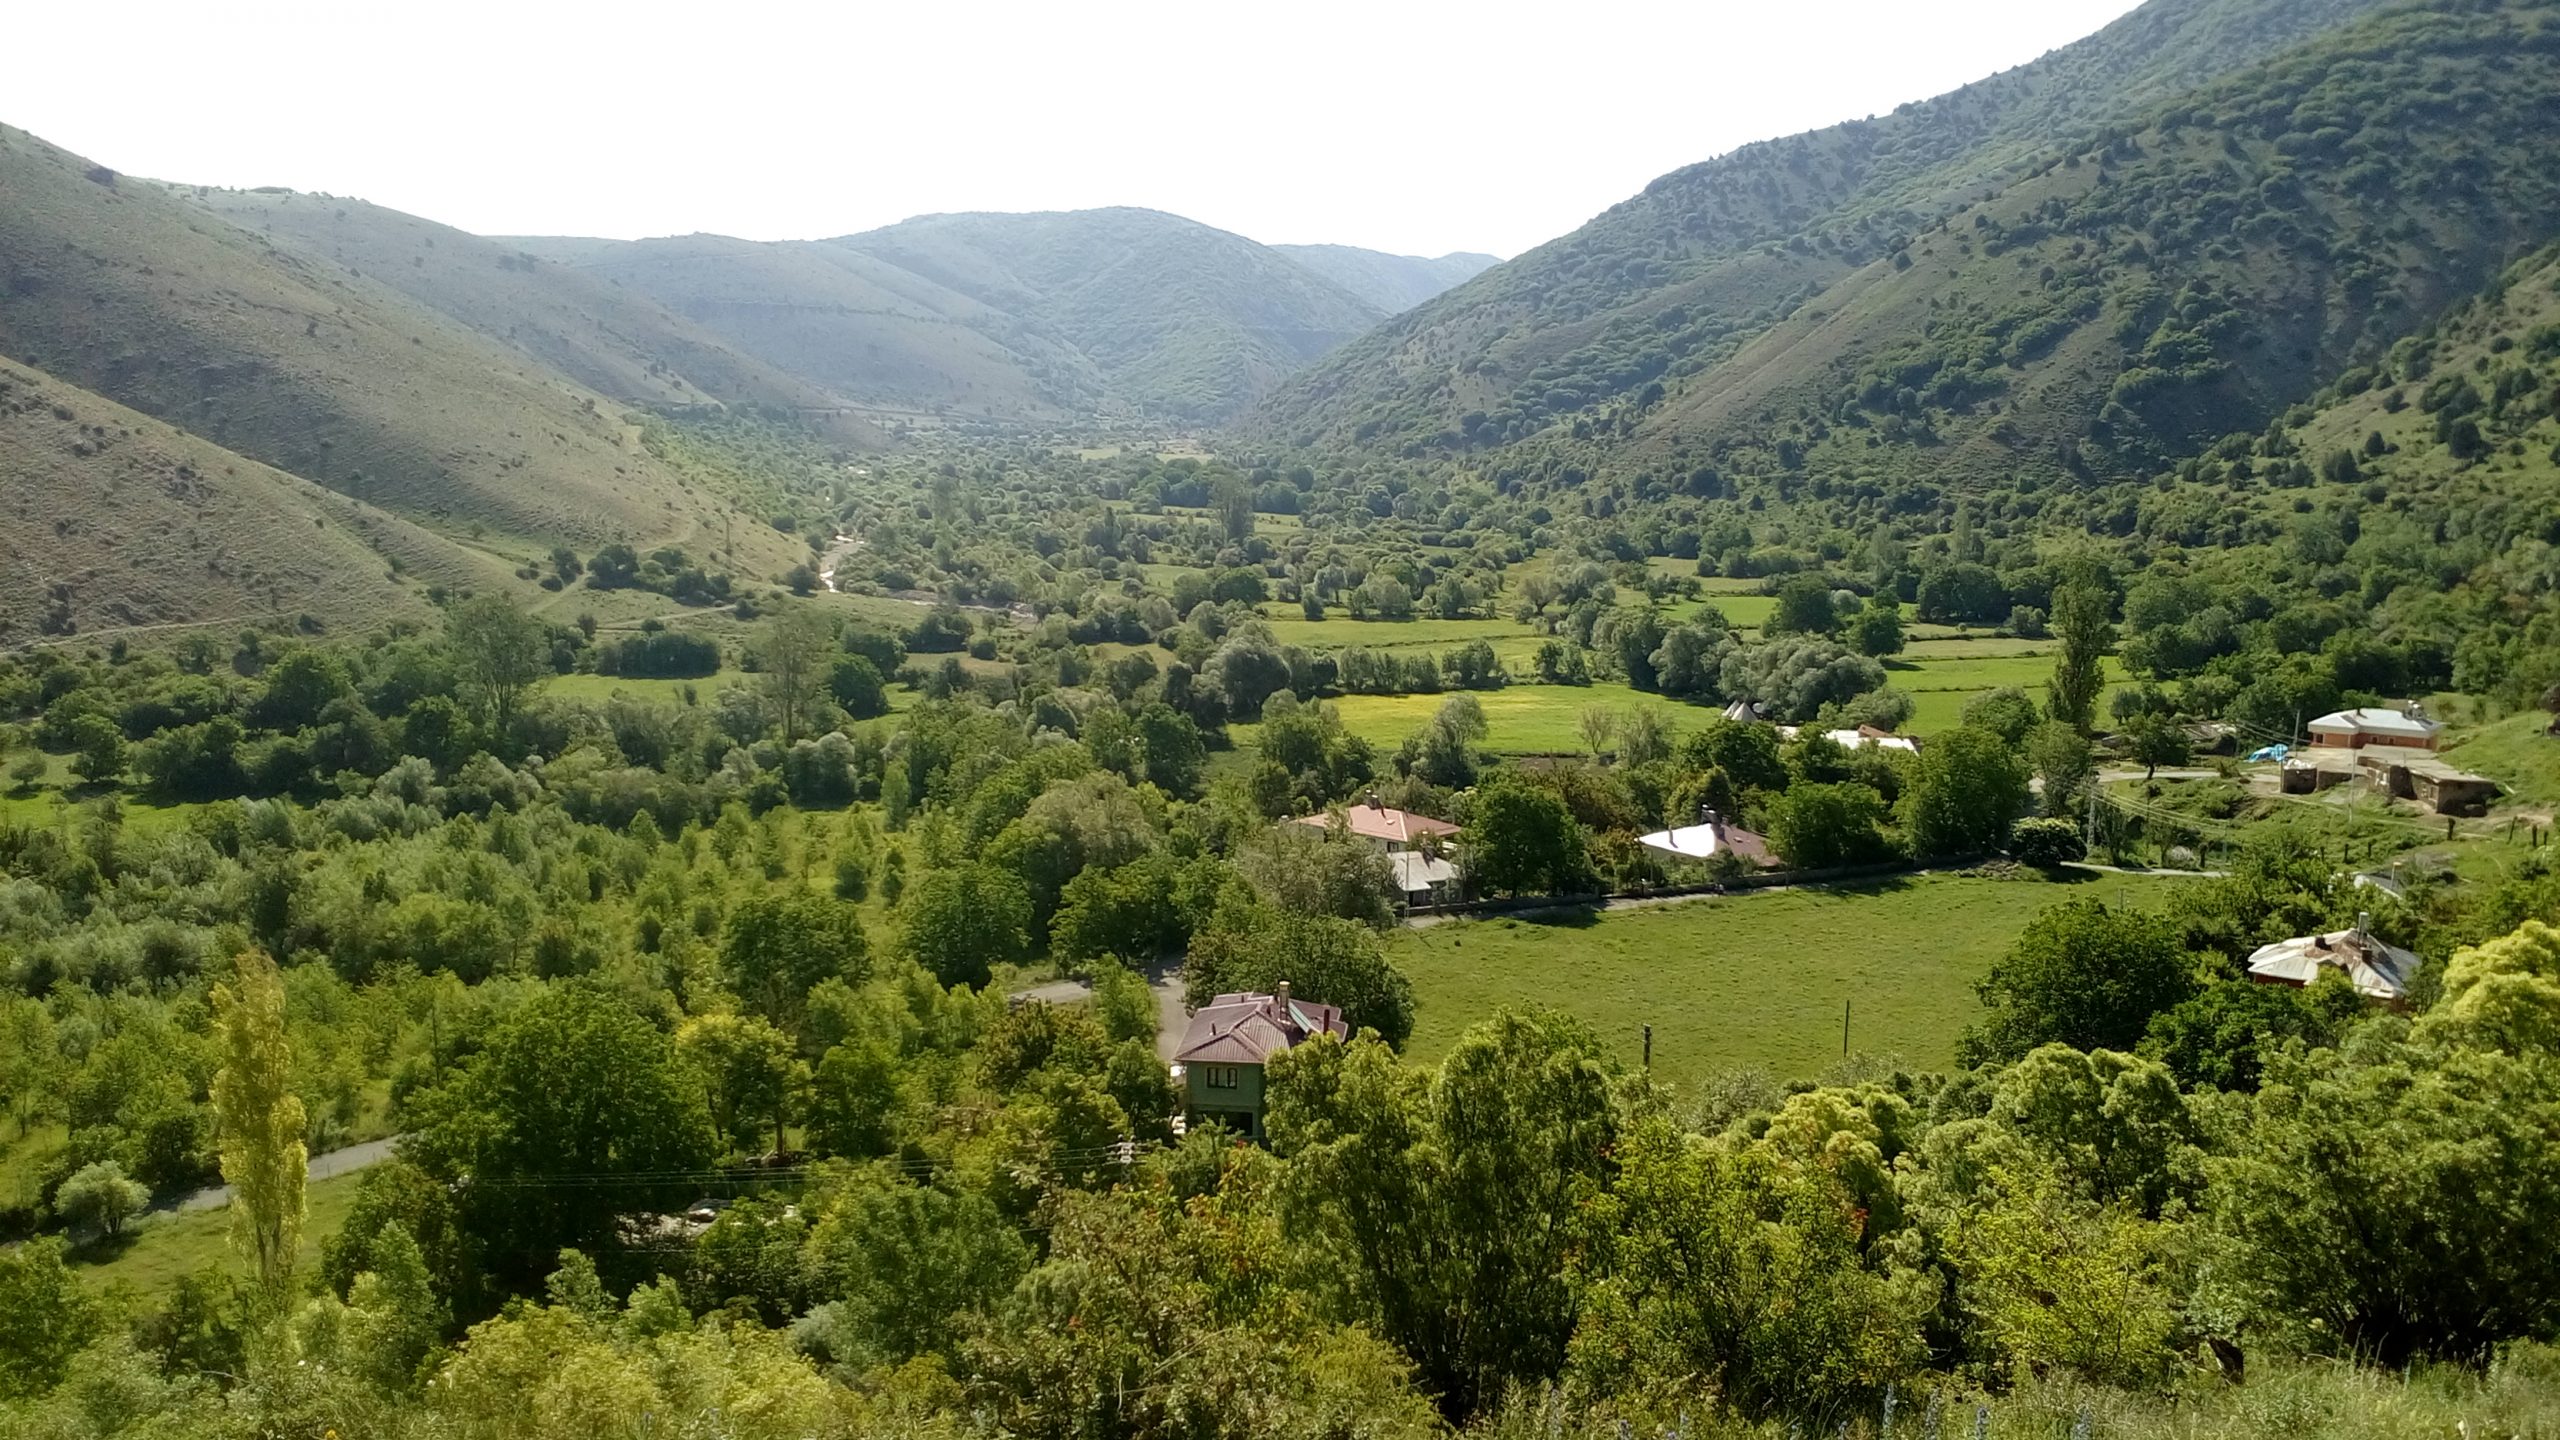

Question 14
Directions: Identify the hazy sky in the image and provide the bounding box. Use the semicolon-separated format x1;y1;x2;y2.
13;0;2141;259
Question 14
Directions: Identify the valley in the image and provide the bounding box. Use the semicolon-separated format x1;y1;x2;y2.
5;0;2560;1436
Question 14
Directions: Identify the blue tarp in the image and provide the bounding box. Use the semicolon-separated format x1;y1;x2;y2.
2245;744;2290;762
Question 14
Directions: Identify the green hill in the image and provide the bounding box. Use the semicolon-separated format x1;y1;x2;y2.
0;357;497;644
514;230;1115;423
1247;0;2411;460
1270;245;1502;314
188;188;868;426
531;209;1389;424
0;124;800;577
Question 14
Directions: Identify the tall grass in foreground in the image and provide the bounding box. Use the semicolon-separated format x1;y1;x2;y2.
1475;1344;2560;1439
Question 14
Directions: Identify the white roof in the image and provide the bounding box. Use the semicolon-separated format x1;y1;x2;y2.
1636;819;1772;866
2246;927;2423;1003
2307;707;2440;739
1388;851;1458;895
1824;728;1921;753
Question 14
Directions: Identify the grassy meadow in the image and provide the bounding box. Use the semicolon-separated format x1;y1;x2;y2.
1387;870;2197;1086
71;1170;365;1297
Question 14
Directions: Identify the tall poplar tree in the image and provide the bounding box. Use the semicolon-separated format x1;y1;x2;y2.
2047;563;2114;735
213;948;306;1300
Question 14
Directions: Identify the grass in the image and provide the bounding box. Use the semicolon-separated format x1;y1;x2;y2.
2441;710;2560;811
1246;682;1716;756
1386;870;2199;1087
73;1169;364;1297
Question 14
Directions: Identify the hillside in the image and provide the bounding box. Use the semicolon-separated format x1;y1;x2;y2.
0;124;800;577
1267;245;1501;314
1249;0;2406;458
0;358;497;644
528;209;1388;424
186;188;866;425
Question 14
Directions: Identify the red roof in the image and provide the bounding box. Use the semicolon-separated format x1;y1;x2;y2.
1173;991;1348;1065
1289;804;1458;846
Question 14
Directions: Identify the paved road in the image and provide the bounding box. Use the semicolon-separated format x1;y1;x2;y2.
1008;961;1189;1061
172;1136;401;1214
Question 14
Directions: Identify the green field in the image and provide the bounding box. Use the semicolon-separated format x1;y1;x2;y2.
73;1169;364;1297
1387;870;2197;1086
1244;682;1715;756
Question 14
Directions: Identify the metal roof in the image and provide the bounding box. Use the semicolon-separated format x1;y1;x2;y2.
2246;927;2423;1003
2307;707;2442;739
1171;991;1348;1065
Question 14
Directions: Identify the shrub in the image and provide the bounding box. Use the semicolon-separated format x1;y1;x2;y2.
2010;817;2087;867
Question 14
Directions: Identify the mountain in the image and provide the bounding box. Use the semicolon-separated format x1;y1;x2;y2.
1247;0;2419;462
525;209;1389;424
0;123;807;581
1269;245;1502;314
0;357;502;644
187;188;868;426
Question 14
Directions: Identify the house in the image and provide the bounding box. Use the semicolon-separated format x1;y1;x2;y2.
1387;849;1461;908
2305;704;2442;752
1171;984;1348;1140
1638;808;1772;869
2245;915;2423;1007
1289;798;1460;852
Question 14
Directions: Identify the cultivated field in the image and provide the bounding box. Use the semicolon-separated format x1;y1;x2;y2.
1385;870;2197;1086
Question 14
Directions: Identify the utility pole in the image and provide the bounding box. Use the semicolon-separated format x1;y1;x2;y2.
1842;1000;1851;1058
1643;1024;1653;1071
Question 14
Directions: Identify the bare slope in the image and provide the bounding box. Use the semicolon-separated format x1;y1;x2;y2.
0;124;791;574
1270;245;1501;314
0;358;505;644
188;188;859;420
528;232;1110;422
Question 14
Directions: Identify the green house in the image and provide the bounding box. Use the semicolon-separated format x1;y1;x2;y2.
1171;984;1347;1140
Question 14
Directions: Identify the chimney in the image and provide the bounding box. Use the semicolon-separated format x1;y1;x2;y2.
1365;790;1382;812
1275;980;1292;1019
2355;911;2373;946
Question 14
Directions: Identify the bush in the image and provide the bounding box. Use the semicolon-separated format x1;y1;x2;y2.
55;1160;149;1239
2010;817;2087;867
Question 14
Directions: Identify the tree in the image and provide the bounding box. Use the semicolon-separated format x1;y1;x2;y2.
1462;775;1591;897
2027;720;2095;819
721;893;870;1035
1964;899;2198;1063
2206;1036;2560;1364
2047;566;2113;734
1407;694;1487;789
444;595;548;735
1960;687;2041;746
899;864;1032;988
1949;1162;2179;1388
0;1240;100;1398
1211;471;1255;545
2416;918;2560;1056
1848;596;1906;657
1718;638;1886;722
2008;816;2086;868
828;653;889;719
56;1160;149;1239
341;1219;448;1393
1577;704;1617;759
2125;711;2191;780
1765;782;1894;870
212;948;306;1299
253;649;351;732
1900;726;2029;859
1650;620;1734;699
1269;1009;1617;1421
2140;977;2350;1092
1618;706;1669;767
68;713;125;787
1571;1118;1916;1419
404;987;718;1290
1233;823;1395;929
808;1173;1033;1365
677;1013;804;1155
1185;910;1417;1048
758;606;837;745
1765;575;1839;637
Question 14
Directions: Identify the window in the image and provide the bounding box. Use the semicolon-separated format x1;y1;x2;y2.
1205;1065;1239;1089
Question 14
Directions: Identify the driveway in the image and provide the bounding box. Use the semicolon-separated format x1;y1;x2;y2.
1008;962;1189;1060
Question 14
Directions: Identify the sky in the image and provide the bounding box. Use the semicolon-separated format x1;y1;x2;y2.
10;0;2143;260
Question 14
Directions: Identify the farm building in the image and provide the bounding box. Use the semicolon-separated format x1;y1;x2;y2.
1171;984;1347;1140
